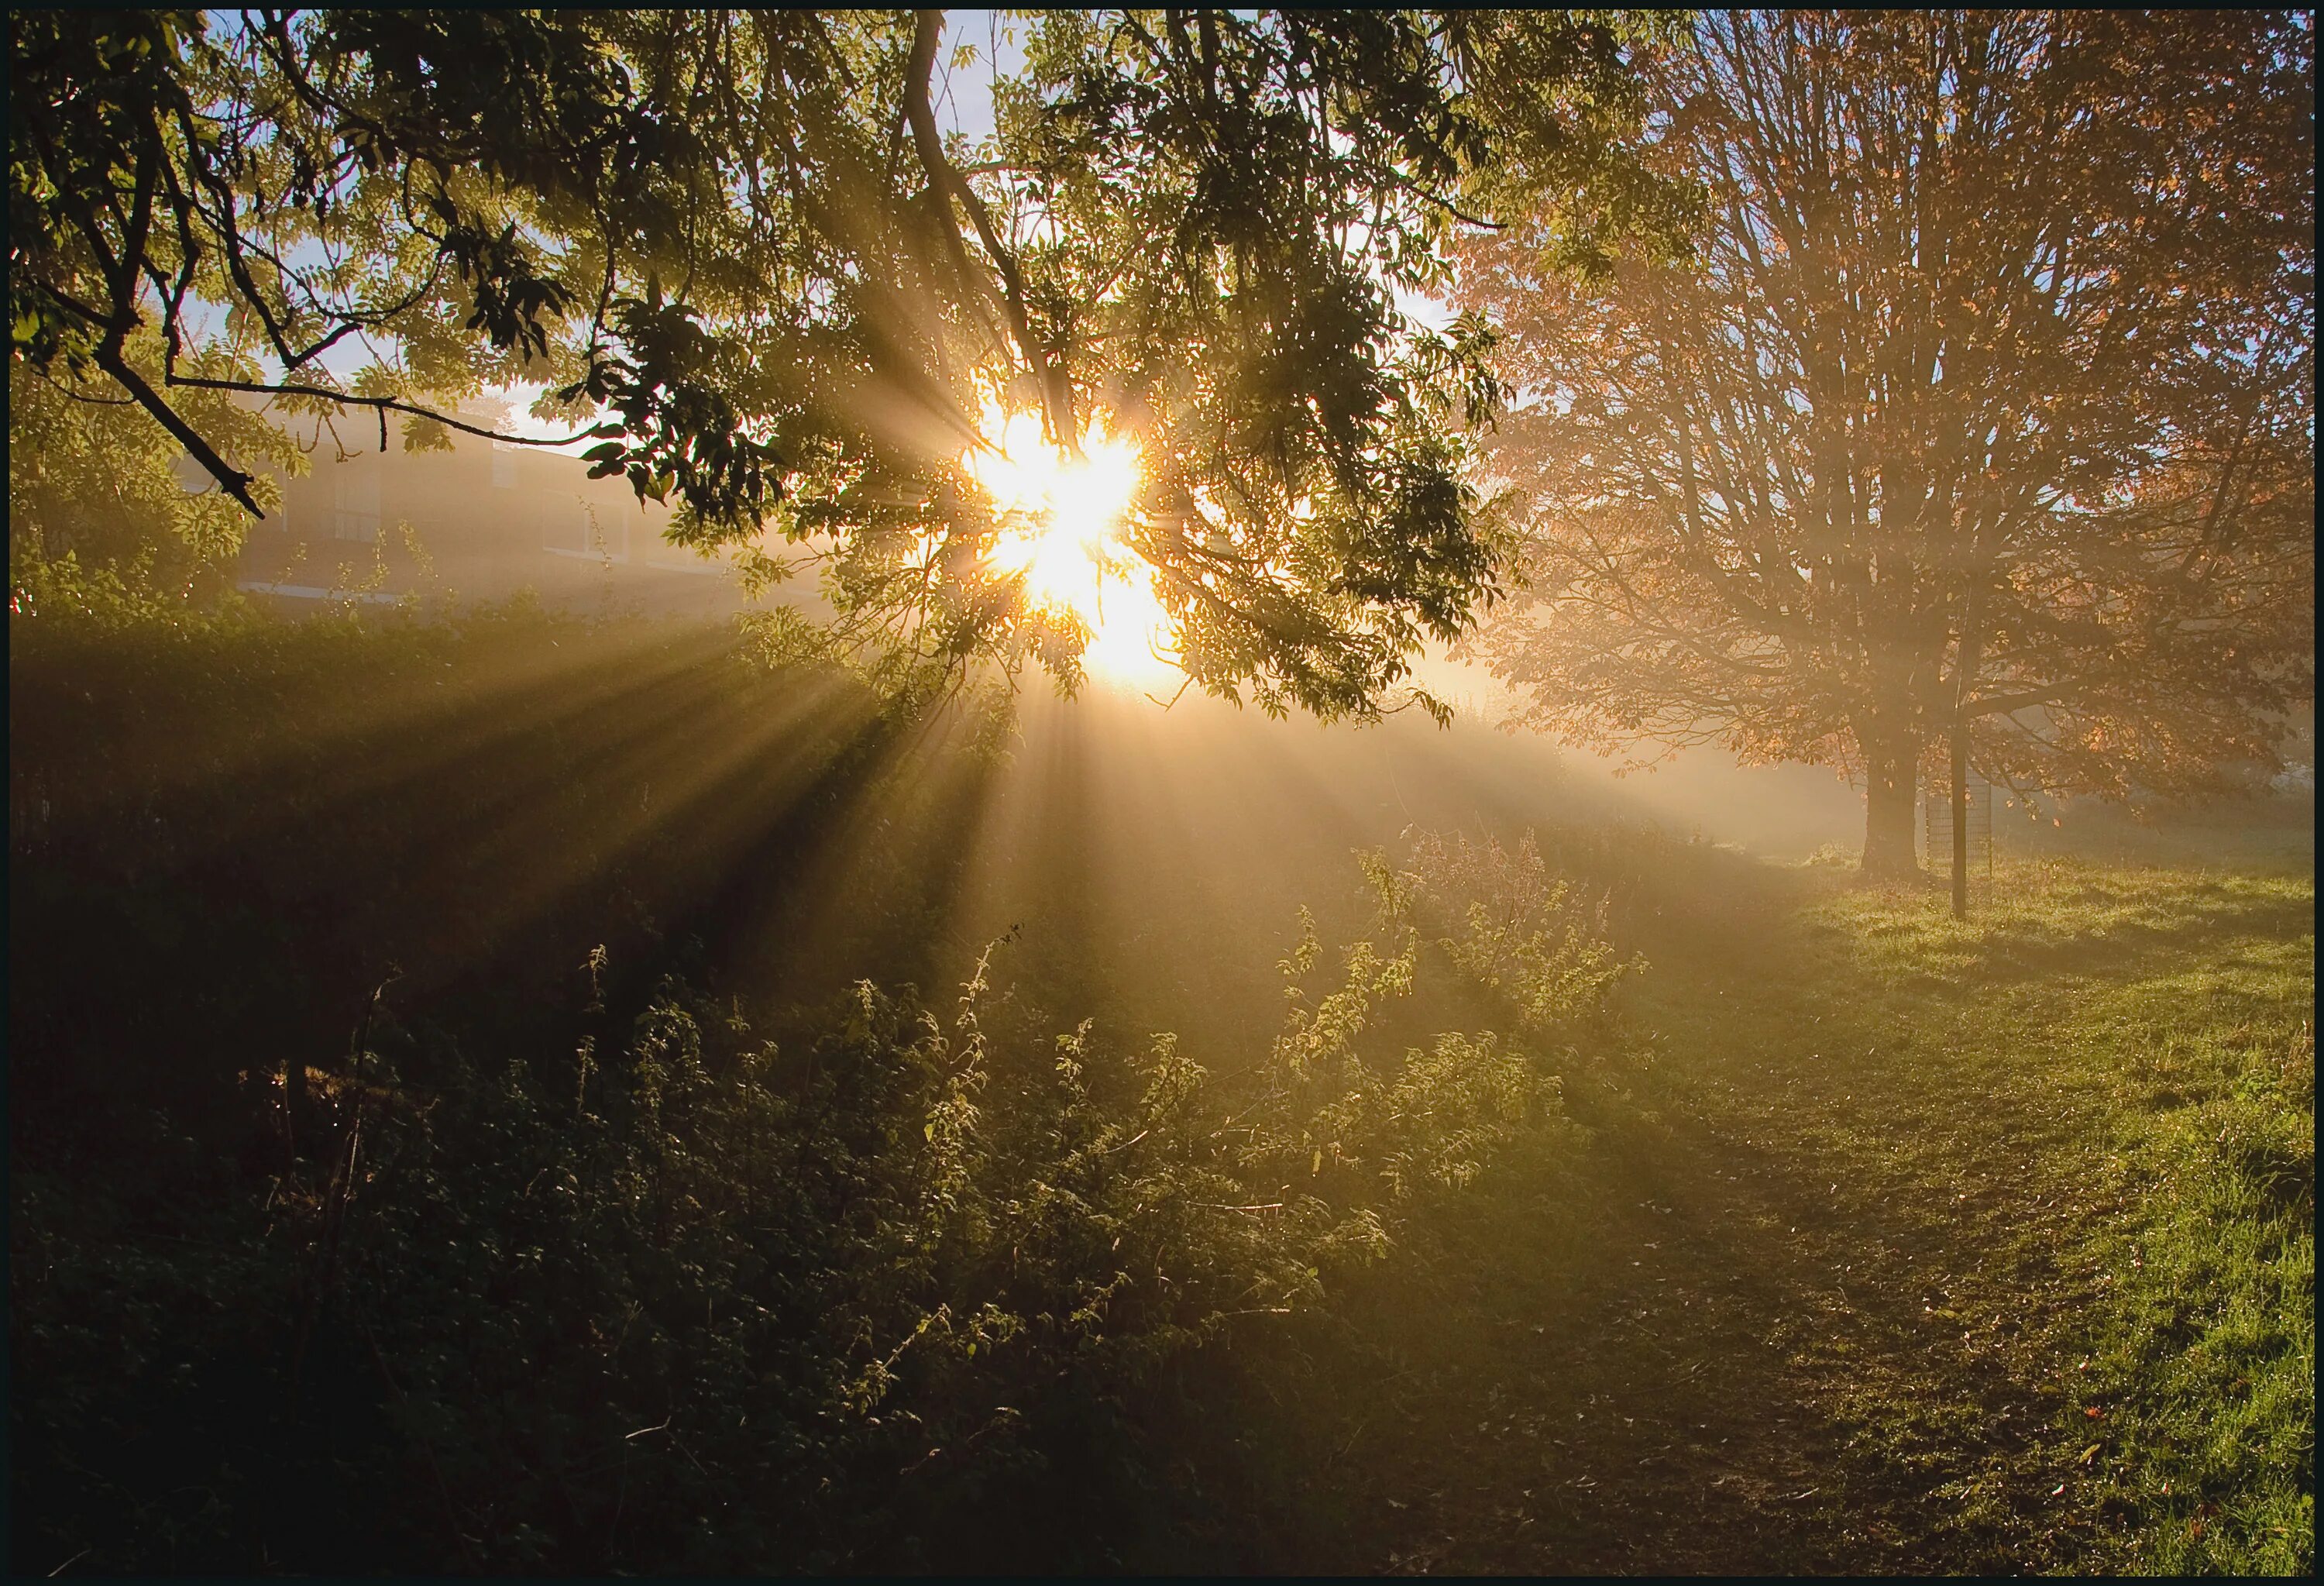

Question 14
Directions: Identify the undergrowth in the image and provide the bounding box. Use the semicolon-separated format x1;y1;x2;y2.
10;609;2310;1575
10;608;1633;1575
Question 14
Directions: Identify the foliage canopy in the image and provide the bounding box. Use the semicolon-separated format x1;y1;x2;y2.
1459;9;2315;870
9;8;1683;717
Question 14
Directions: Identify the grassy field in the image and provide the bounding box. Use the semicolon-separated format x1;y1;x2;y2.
1293;848;2314;1574
9;615;2312;1573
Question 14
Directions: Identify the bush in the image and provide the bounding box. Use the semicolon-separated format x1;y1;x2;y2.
11;807;1631;1573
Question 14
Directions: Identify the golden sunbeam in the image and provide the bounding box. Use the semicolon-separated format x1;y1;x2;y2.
964;404;1179;690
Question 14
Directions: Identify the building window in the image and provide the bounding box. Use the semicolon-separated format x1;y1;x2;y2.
542;495;627;562
492;442;517;488
330;466;381;543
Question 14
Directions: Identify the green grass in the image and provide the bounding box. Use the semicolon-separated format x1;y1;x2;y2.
1738;861;2313;1574
1322;850;2313;1574
9;602;2310;1571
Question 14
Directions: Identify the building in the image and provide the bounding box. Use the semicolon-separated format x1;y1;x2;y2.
236;410;744;618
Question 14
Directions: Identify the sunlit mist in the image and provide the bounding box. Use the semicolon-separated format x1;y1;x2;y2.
965;404;1177;690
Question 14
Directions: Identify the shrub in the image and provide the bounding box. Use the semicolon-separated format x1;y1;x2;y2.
10;610;1638;1571
12;826;1631;1574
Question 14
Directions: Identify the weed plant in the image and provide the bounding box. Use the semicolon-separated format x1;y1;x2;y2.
9;606;1631;1573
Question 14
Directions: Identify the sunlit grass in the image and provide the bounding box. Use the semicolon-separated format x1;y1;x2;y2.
1276;843;2311;1574
1629;858;2315;1574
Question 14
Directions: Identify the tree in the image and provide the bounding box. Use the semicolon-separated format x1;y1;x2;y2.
9;9;1681;719
1459;10;2315;876
8;328;305;622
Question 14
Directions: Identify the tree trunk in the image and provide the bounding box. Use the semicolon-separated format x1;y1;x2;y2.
1951;589;1988;920
1861;731;1921;880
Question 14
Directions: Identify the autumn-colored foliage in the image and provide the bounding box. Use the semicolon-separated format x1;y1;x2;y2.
1462;10;2315;875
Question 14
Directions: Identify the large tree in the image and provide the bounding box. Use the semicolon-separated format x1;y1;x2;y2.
1459;9;2315;875
9;8;1681;717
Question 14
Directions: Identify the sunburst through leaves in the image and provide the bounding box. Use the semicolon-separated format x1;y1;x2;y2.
964;404;1177;690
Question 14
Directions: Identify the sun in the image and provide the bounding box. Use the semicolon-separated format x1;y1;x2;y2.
964;405;1177;688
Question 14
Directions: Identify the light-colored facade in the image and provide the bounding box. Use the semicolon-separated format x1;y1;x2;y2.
237;415;742;618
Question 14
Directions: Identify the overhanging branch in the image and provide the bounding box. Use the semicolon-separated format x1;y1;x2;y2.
100;347;263;516
904;9;1076;448
167;373;618;448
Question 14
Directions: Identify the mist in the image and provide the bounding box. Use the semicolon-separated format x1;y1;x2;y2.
11;8;2312;1578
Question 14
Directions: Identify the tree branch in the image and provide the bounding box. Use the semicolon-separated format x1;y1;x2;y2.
904;9;1077;447
98;345;263;515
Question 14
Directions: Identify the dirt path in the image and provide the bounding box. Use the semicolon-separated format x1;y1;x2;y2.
1322;879;2131;1575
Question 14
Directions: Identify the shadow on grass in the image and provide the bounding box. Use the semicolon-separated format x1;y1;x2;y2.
1300;1065;2069;1574
1329;844;2316;1575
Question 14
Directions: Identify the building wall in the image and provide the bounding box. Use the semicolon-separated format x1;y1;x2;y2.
238;421;743;618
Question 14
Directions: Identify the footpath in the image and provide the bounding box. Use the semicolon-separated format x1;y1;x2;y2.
1314;860;2312;1575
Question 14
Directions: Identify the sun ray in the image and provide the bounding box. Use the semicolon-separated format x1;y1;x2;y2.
964;404;1177;690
